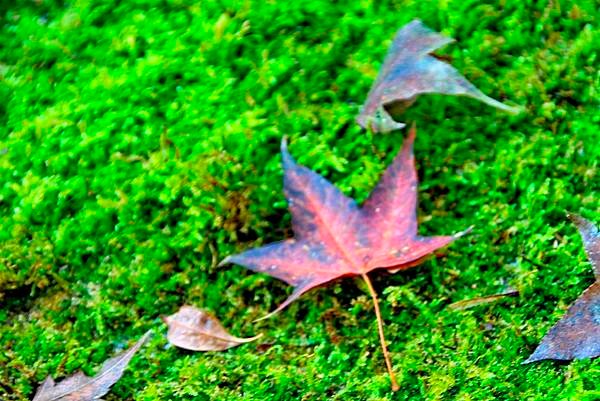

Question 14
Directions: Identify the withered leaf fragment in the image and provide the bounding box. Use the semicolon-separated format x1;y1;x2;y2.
524;214;600;363
163;305;260;351
357;19;521;133
221;127;466;390
449;288;519;311
33;330;151;401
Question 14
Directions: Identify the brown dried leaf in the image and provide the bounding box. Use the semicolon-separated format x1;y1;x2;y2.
524;214;600;363
163;305;260;351
33;330;151;401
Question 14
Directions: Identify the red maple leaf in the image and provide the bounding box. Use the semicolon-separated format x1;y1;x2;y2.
222;126;466;390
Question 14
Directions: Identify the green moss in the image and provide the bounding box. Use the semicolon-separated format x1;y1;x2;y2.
1;0;598;399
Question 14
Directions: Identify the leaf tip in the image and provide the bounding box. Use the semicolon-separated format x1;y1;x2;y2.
522;348;546;364
566;211;585;227
566;211;599;242
280;135;296;167
253;299;294;322
476;93;524;115
521;356;536;365
253;311;277;323
244;332;264;343
218;256;232;267
140;329;153;343
506;104;525;115
454;225;474;239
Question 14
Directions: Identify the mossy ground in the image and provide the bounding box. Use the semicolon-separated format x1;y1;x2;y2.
1;0;599;400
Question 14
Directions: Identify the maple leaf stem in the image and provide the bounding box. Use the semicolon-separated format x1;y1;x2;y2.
361;272;399;392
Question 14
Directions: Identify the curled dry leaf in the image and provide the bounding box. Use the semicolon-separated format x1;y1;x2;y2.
357;19;521;133
33;330;151;401
163;305;261;351
221;126;467;390
524;213;600;363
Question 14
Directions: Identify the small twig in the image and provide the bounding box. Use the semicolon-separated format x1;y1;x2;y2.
361;273;399;391
520;255;549;270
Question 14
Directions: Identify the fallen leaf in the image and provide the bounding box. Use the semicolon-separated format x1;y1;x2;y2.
524;213;600;363
163;305;260;351
33;330;151;401
357;19;521;133
449;288;519;311
221;126;467;390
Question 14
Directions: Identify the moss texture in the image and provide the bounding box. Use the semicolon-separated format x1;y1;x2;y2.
0;0;598;400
